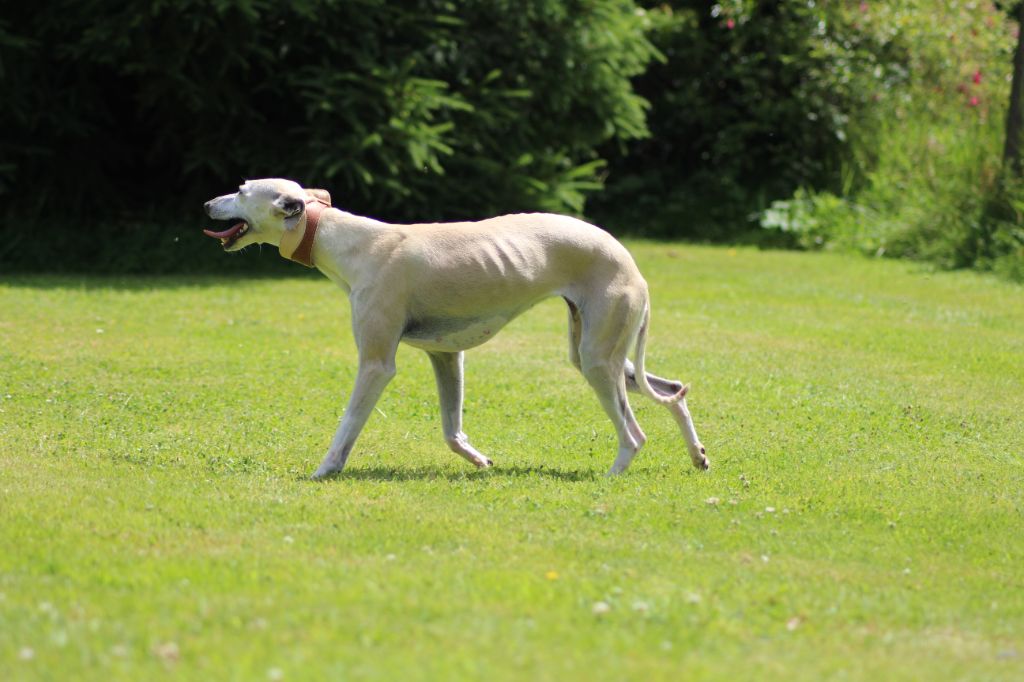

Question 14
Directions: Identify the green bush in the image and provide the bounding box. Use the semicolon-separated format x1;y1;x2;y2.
0;0;658;271
758;1;1024;281
3;0;1022;279
594;0;901;238
759;189;865;252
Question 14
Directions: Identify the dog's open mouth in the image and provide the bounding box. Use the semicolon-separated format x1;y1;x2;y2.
203;220;250;249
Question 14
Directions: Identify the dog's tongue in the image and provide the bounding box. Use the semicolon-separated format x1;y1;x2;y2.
203;222;246;239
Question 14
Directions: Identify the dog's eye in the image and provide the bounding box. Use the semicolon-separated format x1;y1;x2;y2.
284;200;303;216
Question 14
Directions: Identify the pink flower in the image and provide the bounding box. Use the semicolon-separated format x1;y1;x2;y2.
726;18;735;30
972;69;982;85
969;96;980;107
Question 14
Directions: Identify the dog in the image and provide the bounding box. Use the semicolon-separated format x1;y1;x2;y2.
204;178;708;479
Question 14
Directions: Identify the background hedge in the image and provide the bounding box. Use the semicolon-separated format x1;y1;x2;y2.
1;0;1021;277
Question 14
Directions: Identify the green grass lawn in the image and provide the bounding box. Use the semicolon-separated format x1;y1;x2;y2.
2;244;1022;680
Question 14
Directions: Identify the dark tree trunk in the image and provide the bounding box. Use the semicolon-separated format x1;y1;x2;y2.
1004;3;1024;174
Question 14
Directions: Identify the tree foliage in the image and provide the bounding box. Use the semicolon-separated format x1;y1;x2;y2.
594;0;913;237
0;0;656;228
1;0;1021;278
756;1;1024;280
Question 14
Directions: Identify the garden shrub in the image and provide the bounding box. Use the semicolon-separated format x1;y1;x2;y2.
595;0;899;238
759;0;1024;280
0;0;658;271
1;0;1022;279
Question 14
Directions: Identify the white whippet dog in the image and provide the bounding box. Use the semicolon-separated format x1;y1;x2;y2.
204;178;708;479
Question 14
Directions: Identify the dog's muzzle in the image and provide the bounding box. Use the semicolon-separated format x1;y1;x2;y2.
203;220;250;249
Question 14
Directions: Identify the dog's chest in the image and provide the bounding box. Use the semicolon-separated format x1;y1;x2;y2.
401;314;511;352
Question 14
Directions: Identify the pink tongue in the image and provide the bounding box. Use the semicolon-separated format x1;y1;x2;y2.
203;222;245;239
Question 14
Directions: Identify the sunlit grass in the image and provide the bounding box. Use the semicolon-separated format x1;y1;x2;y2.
1;244;1022;680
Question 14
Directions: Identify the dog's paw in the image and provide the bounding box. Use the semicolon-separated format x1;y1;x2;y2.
691;445;710;471
310;464;343;481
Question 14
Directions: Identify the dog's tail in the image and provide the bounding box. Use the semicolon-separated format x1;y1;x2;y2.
633;303;688;405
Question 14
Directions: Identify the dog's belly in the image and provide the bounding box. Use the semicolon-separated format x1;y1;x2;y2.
401;314;512;352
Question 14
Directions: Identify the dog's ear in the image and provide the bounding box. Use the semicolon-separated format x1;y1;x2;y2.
272;194;305;231
306;188;331;206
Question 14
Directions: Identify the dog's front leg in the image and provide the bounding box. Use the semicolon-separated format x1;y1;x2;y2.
311;312;402;480
310;357;395;479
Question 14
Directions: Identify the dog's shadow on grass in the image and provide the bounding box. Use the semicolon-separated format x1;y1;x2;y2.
304;464;599;483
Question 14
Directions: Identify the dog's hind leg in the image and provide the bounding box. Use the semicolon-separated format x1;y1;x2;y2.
565;297;583;371
570;296;645;447
429;351;493;469
577;297;647;475
583;360;645;475
625;359;709;471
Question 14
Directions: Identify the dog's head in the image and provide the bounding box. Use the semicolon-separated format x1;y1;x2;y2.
203;178;331;251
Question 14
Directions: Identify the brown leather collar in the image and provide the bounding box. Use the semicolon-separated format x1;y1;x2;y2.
288;197;331;268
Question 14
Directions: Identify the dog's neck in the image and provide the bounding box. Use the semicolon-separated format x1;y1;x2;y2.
279;197;331;267
305;211;393;293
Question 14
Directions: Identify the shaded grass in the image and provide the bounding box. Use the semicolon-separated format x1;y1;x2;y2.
1;244;1023;680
